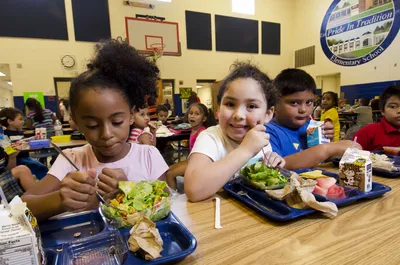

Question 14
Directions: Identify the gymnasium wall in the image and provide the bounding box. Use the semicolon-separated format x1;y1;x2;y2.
0;0;295;98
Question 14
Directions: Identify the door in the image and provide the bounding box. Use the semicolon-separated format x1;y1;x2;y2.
211;81;221;117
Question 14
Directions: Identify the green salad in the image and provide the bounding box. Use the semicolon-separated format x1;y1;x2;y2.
102;180;171;228
240;162;289;190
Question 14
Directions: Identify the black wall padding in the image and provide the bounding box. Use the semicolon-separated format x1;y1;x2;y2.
185;11;212;50
0;0;68;40
215;15;258;53
71;0;111;42
262;21;281;55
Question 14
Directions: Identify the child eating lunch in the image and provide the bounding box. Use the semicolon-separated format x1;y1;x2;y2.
21;40;168;221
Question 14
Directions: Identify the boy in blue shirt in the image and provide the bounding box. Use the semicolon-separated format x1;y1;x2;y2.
267;69;360;169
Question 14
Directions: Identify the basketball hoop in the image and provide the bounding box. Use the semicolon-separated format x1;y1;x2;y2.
149;43;165;62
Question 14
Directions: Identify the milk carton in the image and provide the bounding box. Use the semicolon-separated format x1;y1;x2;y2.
0;197;46;265
339;148;372;192
306;120;330;147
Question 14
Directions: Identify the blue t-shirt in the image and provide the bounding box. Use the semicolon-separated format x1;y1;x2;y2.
266;120;310;157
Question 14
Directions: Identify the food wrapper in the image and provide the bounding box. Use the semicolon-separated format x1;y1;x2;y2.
127;213;163;260
265;172;338;217
370;153;397;172
0;196;46;265
339;148;372;192
307;120;330;148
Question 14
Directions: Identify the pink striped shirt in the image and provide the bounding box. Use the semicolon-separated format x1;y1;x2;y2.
129;128;153;144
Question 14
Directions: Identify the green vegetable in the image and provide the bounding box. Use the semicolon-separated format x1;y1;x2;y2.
240;162;288;190
101;180;171;228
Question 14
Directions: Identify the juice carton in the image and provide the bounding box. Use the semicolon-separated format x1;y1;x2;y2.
339;148;372;192
0;135;16;155
35;128;47;140
306;120;330;148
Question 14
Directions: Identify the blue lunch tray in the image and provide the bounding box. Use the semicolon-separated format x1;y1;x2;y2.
39;210;107;249
223;169;391;222
40;211;197;265
119;212;197;265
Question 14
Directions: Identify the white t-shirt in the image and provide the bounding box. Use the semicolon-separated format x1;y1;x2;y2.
59;104;70;122
48;143;168;182
190;125;273;167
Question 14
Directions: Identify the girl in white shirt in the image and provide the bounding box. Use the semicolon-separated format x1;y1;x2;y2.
185;62;285;202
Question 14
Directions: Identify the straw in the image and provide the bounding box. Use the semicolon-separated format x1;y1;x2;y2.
0;186;10;210
214;197;222;229
51;141;80;171
352;137;358;148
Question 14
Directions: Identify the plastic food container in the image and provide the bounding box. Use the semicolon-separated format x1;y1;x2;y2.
29;139;50;148
383;146;400;156
61;230;128;265
99;186;172;229
51;135;71;143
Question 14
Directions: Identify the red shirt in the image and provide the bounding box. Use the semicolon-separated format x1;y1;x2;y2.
354;117;400;151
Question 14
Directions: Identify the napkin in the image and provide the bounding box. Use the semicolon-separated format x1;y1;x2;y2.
127;213;163;260
265;172;338;217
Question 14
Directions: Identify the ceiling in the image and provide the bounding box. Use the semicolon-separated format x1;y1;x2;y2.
0;64;11;82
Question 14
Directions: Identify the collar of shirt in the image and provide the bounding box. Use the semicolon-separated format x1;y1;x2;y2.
381;117;400;134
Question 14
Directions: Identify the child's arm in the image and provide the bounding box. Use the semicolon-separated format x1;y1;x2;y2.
22;171;97;221
6;148;19;169
25;118;33;129
166;161;187;190
283;140;362;170
185;125;269;202
138;133;156;146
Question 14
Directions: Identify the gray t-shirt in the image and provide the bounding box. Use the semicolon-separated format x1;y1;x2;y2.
354;106;373;127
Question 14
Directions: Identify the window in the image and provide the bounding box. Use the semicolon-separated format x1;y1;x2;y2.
232;0;255;15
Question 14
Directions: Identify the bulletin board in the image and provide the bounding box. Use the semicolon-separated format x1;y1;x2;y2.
24;92;45;108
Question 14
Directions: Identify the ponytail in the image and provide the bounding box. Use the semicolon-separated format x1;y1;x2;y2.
26;98;44;122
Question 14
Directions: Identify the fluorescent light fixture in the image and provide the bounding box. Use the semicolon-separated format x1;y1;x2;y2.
0;72;5;77
156;0;171;2
232;0;255;15
196;85;202;88
7;82;12;85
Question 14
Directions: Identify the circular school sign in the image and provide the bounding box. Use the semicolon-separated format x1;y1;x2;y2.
320;0;400;66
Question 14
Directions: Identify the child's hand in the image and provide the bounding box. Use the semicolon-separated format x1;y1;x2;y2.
329;140;362;157
240;124;270;156
321;121;334;139
148;121;158;135
60;169;97;212
263;151;286;168
97;168;128;196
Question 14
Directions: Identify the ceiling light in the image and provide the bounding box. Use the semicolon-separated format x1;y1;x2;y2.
196;85;202;88
7;82;12;85
0;72;5;77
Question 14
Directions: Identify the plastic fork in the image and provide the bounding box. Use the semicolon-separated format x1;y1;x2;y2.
237;190;279;214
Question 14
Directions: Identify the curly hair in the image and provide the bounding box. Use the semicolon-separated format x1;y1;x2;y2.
217;61;277;109
69;40;160;114
0;107;23;127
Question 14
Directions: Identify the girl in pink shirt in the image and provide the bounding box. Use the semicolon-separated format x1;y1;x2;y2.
129;106;157;146
166;103;216;189
22;40;168;220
